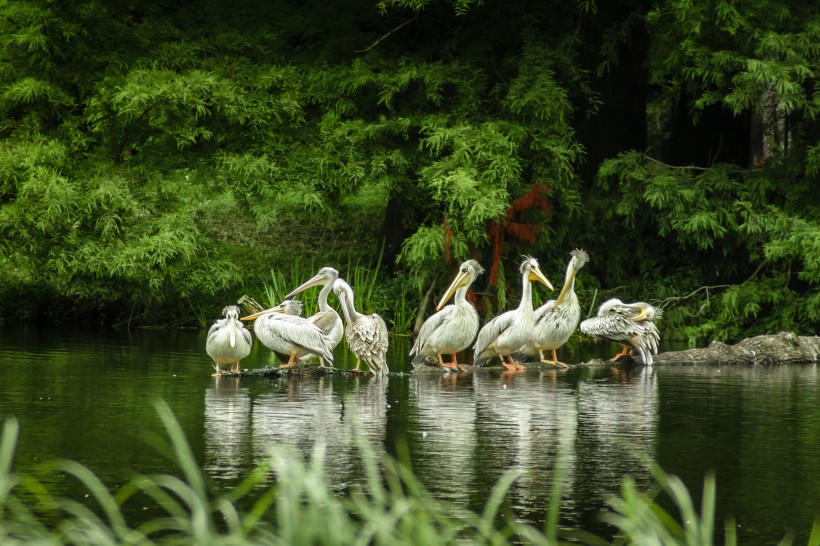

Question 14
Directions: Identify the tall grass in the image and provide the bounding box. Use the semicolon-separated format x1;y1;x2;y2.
258;243;418;334
2;403;816;545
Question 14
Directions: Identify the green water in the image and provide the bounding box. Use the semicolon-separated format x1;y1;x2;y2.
0;325;818;544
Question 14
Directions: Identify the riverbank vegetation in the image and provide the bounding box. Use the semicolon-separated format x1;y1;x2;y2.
3;402;816;545
1;0;818;343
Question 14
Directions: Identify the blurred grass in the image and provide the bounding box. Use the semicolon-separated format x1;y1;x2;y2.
0;402;816;545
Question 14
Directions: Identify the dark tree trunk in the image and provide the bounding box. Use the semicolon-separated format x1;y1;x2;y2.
378;192;407;271
664;93;752;168
575;1;650;184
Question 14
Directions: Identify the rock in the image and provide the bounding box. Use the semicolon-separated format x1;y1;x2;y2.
653;332;820;366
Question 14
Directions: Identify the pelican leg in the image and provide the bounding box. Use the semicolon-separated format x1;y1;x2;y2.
354;358;362;371
233;361;240;374
280;354;297;368
318;357;333;368
439;353;462;371
452;354;468;373
212;363;221;377
503;355;526;371
540;349;569;369
609;345;632;362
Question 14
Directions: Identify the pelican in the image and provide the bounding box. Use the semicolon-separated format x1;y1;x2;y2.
579;299;661;365
517;249;589;367
206;305;253;375
240;299;335;367
332;278;389;377
410;260;484;372
473;256;554;371
285;266;344;367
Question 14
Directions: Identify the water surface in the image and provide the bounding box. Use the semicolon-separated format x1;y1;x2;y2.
0;326;818;544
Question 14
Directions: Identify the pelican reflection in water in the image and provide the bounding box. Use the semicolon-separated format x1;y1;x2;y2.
206;305;252;375
473;256;554;371
411;260;484;372
241;299;335;367
286;266;344;367
333;278;389;377
580;299;661;365
517;249;589;367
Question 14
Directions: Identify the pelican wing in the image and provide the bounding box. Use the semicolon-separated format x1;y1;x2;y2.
264;315;334;362
350;313;389;375
533;300;557;325
310;309;343;342
206;319;224;342
410;305;454;357
473;310;516;360
239;326;252;347
580;310;660;365
580;312;639;345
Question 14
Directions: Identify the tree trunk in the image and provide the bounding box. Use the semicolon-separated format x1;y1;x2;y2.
575;0;650;184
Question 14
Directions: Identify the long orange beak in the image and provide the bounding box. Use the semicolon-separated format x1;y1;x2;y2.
528;266;554;291
436;269;471;311
285;273;326;299
240;304;286;321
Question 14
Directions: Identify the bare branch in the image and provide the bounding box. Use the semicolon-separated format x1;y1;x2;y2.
356;14;418;53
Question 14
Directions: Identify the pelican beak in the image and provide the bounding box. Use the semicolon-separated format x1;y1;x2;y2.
528;266;554;291
240;304;286;321
285;273;326;299
633;307;650;321
229;319;237;348
436;270;471;311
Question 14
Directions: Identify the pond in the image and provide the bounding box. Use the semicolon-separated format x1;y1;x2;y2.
0;325;818;544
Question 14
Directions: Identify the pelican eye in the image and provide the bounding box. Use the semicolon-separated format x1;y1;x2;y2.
461;267;467;273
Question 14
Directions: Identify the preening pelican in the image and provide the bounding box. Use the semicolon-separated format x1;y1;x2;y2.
517;249;589;367
333;279;389;377
241;300;335;367
473;257;554;371
579;299;661;365
206;305;253;375
411;260;484;372
285;266;344;367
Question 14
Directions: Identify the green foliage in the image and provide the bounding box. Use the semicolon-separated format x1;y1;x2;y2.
646;0;820;117
1;0;819;344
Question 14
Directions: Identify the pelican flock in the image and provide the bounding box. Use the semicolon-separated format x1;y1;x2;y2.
410;259;484;372
580;299;662;365
206;305;253;375
473;256;554;371
209;252;662;374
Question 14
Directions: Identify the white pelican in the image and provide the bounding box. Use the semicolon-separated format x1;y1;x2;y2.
517;249;589;367
332;279;389;377
241;299;335;367
285;266;344;367
410;260;484;372
206;305;253;375
473;256;554;371
580;299;661;365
